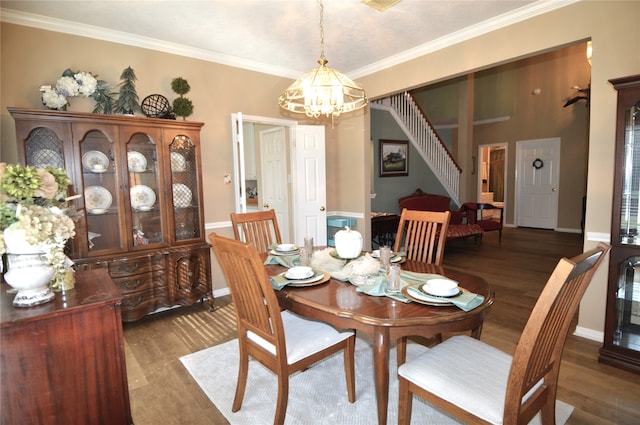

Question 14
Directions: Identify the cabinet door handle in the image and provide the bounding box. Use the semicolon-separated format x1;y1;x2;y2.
263;203;269;208
320;206;325;211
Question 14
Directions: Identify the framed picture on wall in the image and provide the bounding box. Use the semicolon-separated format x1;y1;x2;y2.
379;140;409;177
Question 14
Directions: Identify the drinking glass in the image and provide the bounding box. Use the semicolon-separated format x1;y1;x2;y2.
304;236;314;252
298;248;310;267
386;263;401;293
379;245;391;268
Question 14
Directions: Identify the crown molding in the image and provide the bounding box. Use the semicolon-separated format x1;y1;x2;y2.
349;0;581;79
1;0;580;80
0;8;302;79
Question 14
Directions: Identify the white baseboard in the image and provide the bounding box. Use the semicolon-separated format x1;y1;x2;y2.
213;287;231;298
573;326;604;343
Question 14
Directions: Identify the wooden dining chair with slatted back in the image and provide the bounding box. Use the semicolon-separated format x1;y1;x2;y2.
393;209;451;265
397;242;610;425
393;209;451;360
230;209;282;254
208;233;356;425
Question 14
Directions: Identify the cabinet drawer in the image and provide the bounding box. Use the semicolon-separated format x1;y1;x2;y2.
111;273;165;294
120;288;169;322
108;255;165;277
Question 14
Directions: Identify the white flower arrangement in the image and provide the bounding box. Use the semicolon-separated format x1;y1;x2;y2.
0;163;80;290
40;69;111;112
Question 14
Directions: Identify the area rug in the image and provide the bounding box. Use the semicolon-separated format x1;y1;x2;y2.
180;336;573;425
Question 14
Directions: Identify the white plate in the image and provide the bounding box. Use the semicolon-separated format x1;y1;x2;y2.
32;149;64;169
270;249;300;256
127;151;147;172
406;286;453;304
276;244;297;252
84;186;112;210
130;185;156;209
172;183;192;208
82;150;109;171
171;152;186;171
285;266;313;280
88;208;108;215
422;279;459;297
280;271;324;284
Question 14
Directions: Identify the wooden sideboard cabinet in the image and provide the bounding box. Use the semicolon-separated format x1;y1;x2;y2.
8;108;212;321
1;269;133;424
599;75;640;373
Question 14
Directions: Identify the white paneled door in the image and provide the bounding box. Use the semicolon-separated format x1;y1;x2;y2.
515;137;560;229
294;125;327;246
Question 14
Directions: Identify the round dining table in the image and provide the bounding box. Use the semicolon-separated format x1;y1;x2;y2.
267;259;494;425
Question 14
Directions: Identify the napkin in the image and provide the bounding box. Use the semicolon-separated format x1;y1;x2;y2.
406;284;485;312
269;274;290;290
264;254;298;268
351;273;411;303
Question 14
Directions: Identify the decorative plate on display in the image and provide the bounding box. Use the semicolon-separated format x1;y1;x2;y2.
84;186;113;211
82;150;109;171
170;152;186;172
130;185;156;210
127;151;147;172
32;149;64;169
172;183;192;208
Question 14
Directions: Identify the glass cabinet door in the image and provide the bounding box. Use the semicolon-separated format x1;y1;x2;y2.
124;129;165;248
169;134;201;241
77;127;125;255
619;99;640;245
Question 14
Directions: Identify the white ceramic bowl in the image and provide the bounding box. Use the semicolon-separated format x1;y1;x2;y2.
276;244;296;252
286;266;313;279
424;279;459;297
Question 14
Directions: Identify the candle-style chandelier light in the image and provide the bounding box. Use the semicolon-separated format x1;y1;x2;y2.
278;0;368;120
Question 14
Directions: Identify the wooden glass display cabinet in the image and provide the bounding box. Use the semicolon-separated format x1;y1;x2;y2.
599;75;640;373
9;108;212;322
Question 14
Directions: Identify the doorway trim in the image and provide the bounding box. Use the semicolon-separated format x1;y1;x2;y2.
477;143;508;217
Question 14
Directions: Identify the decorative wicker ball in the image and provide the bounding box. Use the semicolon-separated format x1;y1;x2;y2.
141;94;171;118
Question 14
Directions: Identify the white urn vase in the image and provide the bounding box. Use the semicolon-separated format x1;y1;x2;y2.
3;227;55;307
334;226;363;259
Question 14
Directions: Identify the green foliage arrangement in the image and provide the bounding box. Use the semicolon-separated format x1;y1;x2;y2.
115;66;141;115
171;77;194;119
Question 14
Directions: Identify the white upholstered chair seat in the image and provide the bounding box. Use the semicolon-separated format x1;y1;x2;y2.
398;335;542;425
248;311;354;364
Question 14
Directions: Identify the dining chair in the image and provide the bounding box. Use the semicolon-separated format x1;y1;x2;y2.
393;209;451;265
230;209;282;254
397;242;610;425
208;233;356;425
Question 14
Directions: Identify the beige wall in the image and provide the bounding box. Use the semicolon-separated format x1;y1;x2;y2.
359;1;640;337
2;0;640;336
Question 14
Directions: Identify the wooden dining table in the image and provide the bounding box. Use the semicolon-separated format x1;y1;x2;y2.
267;259;494;425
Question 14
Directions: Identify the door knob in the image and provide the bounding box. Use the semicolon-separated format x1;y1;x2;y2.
552;188;557;192
320;206;325;211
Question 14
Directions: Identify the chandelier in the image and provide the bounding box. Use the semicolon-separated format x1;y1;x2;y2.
278;0;367;120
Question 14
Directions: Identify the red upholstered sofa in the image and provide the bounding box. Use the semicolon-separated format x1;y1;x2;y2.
398;189;483;242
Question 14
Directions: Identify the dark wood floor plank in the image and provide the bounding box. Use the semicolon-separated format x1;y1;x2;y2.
123;228;640;424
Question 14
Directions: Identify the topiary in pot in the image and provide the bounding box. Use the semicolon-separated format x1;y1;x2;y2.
171;77;194;120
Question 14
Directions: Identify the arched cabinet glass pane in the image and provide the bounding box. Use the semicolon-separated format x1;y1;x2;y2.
77;128;124;255
169;134;201;241
123;129;164;247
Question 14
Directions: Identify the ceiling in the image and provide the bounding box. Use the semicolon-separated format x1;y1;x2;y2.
1;0;571;79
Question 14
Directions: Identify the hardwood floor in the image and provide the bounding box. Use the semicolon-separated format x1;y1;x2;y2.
123;227;640;424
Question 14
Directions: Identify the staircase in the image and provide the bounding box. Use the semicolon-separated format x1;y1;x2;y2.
372;92;461;204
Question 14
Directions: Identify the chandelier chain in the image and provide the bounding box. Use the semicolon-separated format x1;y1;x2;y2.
318;0;325;63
